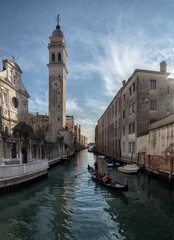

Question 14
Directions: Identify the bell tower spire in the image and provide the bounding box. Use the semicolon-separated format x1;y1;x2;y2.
47;15;68;142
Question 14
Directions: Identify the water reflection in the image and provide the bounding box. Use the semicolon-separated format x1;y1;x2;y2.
0;150;174;240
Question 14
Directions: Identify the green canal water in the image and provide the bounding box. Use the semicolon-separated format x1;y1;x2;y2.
0;149;174;240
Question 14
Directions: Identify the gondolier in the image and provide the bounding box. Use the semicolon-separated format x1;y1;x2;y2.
94;161;98;173
88;165;128;191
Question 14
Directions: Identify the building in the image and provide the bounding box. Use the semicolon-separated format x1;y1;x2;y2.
47;15;68;143
66;115;75;133
0;59;29;135
97;88;122;158
28;112;49;139
96;61;174;163
137;113;174;180
0;59;30;164
80;135;88;149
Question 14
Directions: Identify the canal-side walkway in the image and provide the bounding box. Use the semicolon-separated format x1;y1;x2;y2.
0;153;73;193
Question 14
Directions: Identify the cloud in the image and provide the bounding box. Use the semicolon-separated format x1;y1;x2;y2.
85;97;107;113
66;97;83;115
67;18;174;97
29;90;48;114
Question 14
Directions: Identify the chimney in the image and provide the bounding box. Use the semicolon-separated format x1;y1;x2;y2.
160;61;167;73
122;80;126;86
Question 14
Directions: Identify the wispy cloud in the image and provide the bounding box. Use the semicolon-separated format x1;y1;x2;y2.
68;19;174;97
66;97;83;115
29;90;48;114
85;97;107;113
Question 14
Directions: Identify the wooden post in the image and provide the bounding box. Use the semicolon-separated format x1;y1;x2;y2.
131;152;133;164
148;155;151;176
169;157;173;183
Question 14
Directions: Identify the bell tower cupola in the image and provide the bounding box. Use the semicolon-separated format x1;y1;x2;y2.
47;14;68;142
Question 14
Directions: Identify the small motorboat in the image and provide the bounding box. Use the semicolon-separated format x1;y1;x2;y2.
98;155;105;159
106;158;120;167
88;165;128;191
88;146;94;152
118;164;140;174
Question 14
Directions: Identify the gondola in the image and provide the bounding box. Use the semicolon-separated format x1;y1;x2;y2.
88;165;128;191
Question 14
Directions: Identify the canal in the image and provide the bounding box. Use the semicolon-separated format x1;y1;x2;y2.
0;149;174;240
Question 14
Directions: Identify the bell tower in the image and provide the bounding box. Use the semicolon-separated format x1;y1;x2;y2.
47;14;68;142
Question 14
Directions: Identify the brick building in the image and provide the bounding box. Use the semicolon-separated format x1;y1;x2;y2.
95;61;174;163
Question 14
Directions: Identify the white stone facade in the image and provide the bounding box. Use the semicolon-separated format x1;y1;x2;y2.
0;60;30;135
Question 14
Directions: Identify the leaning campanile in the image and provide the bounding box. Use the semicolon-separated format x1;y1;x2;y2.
47;14;68;142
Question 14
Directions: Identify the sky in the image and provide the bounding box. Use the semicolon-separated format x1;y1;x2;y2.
1;0;174;142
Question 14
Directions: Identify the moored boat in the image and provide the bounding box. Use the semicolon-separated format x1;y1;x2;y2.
98;155;105;159
118;164;140;174
106;158;120;167
88;146;94;152
88;165;128;191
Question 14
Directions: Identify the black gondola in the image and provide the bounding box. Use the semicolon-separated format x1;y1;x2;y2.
88;165;128;191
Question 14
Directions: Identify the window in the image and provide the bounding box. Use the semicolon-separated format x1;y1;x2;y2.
115;102;117;115
129;142;131;153
133;82;135;92
167;103;170;112
12;97;18;108
123;110;125;119
123;143;125;152
123;126;125;135
58;53;61;61
129;142;135;153
150;100;157;110
129;87;132;96
112;105;114;116
150;80;156;90
167;86;170;94
129;103;135;115
52;53;55;62
132;103;135;113
115;121;117;136
129;105;132;115
118;119;121;130
129;123;135;134
118;97;121;113
129;124;131;134
123;94;125;102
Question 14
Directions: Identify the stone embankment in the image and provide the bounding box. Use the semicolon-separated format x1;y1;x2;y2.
0;154;74;194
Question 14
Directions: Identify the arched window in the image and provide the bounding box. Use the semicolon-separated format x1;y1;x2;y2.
58;53;61;62
52;53;55;62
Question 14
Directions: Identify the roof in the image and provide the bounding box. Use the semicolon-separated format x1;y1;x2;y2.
52;25;63;37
